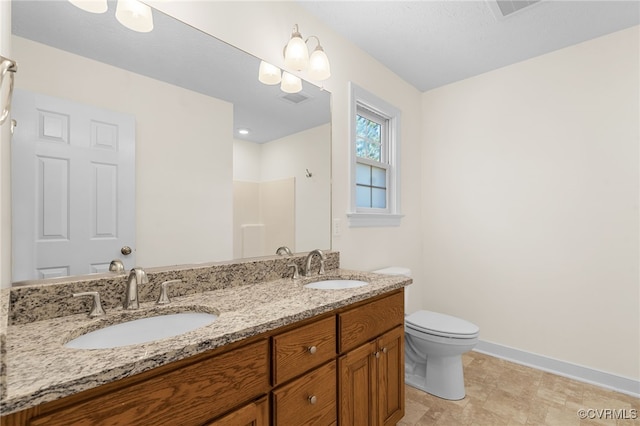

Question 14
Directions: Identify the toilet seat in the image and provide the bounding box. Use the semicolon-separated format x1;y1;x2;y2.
406;310;479;339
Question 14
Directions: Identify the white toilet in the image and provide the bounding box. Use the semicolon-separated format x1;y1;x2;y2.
373;267;480;400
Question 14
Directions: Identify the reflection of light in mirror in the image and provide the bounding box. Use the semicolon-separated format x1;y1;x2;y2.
258;61;282;85
115;0;154;33
68;0;108;14
281;72;302;94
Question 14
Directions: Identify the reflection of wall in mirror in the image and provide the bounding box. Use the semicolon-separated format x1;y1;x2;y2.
233;123;331;258
12;35;234;268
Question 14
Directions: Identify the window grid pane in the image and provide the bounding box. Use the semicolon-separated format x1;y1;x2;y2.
355;162;387;209
356;114;382;161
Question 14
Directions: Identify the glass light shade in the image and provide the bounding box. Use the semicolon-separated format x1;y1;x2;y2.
115;0;154;33
258;61;282;85
308;46;331;81
281;72;302;94
68;0;108;13
283;33;309;71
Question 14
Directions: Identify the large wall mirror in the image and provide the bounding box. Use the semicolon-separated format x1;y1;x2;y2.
10;0;331;283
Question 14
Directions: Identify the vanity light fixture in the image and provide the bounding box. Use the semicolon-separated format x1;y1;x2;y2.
115;0;154;33
68;0;108;13
283;24;331;81
281;72;303;94
257;24;330;94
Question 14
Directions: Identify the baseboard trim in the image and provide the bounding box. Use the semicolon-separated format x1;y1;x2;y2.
474;340;640;398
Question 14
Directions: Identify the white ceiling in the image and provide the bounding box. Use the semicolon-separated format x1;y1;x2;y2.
299;0;640;92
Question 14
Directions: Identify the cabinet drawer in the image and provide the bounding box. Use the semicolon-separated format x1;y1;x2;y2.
30;339;270;426
338;290;404;353
272;361;337;426
272;316;336;385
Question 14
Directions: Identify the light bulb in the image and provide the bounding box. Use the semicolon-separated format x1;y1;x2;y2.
283;25;309;71
308;45;331;81
116;0;154;33
258;61;282;85
281;72;302;94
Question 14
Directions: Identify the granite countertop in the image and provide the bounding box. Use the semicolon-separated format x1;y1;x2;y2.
1;269;410;415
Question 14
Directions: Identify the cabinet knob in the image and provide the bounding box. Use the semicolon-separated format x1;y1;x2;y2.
308;395;317;405
307;345;317;355
382;347;388;354
374;351;380;359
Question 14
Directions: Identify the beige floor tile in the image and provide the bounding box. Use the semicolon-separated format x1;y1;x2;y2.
400;352;639;426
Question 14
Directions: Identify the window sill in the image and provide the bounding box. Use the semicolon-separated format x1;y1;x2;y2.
346;212;404;228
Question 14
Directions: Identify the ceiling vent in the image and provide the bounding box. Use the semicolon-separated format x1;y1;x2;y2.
279;91;311;105
487;0;542;19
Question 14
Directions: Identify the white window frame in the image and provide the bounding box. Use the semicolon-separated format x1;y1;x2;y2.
348;82;403;227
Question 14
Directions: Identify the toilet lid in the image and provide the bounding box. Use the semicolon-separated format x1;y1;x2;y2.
406;310;479;338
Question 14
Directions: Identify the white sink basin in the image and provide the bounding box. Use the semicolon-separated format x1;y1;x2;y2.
64;312;218;349
303;279;369;290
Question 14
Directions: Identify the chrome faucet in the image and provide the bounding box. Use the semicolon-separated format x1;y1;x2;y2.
124;267;147;309
276;246;293;256
304;249;326;277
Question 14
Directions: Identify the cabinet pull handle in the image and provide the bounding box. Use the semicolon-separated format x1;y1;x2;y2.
307;345;317;354
308;395;317;405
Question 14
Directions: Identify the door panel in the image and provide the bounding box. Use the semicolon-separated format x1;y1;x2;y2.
377;326;405;426
12;89;136;281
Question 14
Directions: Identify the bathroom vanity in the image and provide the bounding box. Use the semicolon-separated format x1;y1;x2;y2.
0;254;410;425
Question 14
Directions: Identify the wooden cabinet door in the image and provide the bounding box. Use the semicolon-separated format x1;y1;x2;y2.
338;341;376;426
376;326;405;426
206;397;268;426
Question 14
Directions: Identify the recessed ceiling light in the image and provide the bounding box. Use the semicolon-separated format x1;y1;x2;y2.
238;128;250;135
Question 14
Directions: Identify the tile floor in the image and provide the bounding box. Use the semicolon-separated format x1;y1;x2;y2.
399;351;640;426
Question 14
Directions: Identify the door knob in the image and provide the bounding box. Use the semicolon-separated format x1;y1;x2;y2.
121;246;132;255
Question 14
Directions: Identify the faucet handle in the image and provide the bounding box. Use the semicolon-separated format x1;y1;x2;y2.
287;263;299;279
73;291;106;318
156;279;182;305
109;259;125;272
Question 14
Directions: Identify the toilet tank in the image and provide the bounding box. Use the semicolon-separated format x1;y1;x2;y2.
372;267;411;277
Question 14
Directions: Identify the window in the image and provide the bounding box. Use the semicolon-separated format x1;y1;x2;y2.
348;83;403;227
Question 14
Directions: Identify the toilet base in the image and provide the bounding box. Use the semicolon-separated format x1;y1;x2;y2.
405;354;466;400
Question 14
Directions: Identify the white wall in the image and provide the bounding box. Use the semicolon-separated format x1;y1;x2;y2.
11;36;234;270
421;26;639;380
260;124;331;253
